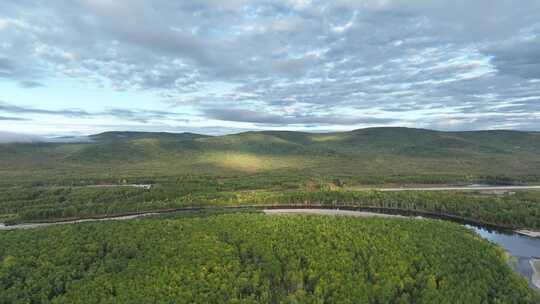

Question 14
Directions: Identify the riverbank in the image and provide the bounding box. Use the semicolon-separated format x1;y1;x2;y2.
263;208;407;218
2;205;540;238
517;230;540;238
532;259;540;290
0;213;158;230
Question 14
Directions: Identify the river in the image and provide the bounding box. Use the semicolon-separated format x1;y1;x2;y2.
466;224;540;290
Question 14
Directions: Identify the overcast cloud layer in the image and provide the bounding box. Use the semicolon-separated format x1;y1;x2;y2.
1;0;540;136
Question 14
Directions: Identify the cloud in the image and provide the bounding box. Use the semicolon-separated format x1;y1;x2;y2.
1;1;540;132
204;107;396;125
419;113;540;131
18;80;44;88
0;101;89;117
0;115;28;121
487;38;540;79
0;101;186;123
0;131;95;144
104;108;185;123
0;131;44;143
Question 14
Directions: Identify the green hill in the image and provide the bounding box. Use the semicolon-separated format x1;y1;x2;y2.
1;127;540;185
2;127;540;227
89;131;209;142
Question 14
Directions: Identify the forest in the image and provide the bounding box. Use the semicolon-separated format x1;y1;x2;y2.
1;213;538;303
3;0;540;299
2;182;540;230
3;128;540;188
2;128;540;229
2;129;540;302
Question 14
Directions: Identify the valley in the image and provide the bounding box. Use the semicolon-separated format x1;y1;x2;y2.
2;128;540;302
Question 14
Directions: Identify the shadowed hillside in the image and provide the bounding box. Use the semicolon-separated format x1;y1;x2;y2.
3;127;540;227
1;127;540;185
90;131;209;142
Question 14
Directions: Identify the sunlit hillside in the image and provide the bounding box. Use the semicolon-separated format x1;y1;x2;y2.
1;128;540;186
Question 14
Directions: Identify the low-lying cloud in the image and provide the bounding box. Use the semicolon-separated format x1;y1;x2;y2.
0;131;44;143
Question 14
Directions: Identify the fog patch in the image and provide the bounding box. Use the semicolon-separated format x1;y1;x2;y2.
0;132;93;143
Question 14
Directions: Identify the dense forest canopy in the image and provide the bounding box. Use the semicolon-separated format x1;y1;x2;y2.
2;186;540;230
2;128;540;186
1;213;538;303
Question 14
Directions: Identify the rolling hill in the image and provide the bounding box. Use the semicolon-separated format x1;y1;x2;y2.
1;127;540;185
2;127;540;228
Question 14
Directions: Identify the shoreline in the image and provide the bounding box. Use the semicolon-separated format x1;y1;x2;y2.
0;213;158;231
1;205;540;236
532;259;540;290
517;230;540;238
263;208;407;218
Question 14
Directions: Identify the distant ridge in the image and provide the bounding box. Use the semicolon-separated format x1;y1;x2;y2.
2;127;540;185
89;127;540;139
89;131;210;142
58;127;540;162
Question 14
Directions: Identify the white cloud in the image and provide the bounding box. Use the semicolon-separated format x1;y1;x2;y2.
0;131;44;143
1;0;540;133
0;19;8;30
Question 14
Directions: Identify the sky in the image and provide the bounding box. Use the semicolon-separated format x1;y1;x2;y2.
1;0;540;138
